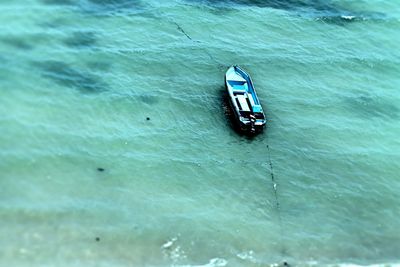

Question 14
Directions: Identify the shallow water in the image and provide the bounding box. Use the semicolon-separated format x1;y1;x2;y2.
1;0;400;266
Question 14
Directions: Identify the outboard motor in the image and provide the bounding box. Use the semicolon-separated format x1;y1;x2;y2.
250;114;256;133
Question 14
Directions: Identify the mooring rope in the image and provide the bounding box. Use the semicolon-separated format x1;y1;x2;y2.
173;21;193;41
266;135;287;258
171;21;227;70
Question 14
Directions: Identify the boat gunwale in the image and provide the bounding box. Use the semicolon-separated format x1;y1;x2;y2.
224;65;266;133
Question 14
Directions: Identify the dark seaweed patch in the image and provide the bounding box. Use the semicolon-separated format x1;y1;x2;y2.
138;94;159;105
189;0;342;11
188;0;385;25
38;18;69;29
85;0;142;13
0;37;33;50
41;0;143;14
344;93;399;120
41;0;74;5
86;61;112;71
64;32;97;48
85;0;142;12
88;0;137;6
36;60;107;93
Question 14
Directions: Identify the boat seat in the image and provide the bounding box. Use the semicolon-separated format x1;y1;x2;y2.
228;80;246;86
232;83;248;94
236;94;251;112
233;90;247;95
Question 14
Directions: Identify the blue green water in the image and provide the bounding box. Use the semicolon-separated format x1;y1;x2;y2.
1;0;400;266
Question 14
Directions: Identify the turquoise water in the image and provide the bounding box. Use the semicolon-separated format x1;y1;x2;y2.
1;0;400;266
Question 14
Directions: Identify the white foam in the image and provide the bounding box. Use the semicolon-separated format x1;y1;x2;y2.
341;15;356;20
237;250;256;263
174;258;227;267
162;237;177;249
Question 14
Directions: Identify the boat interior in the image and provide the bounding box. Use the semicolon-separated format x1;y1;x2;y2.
228;80;263;119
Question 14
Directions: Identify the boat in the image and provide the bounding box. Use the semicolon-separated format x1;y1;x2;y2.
225;65;266;133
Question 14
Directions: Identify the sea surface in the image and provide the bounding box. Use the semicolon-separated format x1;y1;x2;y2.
1;0;400;266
